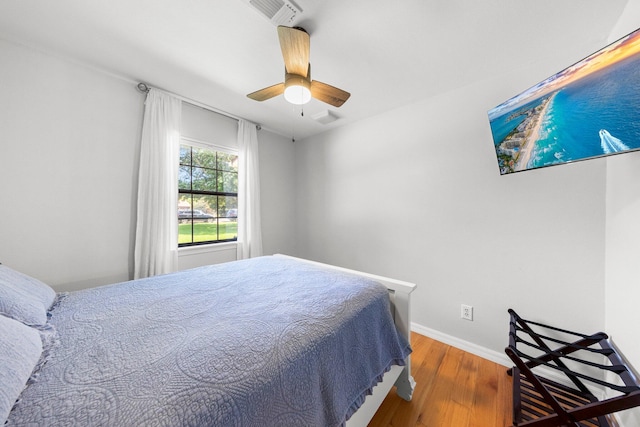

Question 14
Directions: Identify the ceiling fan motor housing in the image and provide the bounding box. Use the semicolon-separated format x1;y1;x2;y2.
285;73;310;90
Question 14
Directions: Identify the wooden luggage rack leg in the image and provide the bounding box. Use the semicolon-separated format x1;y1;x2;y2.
505;309;640;427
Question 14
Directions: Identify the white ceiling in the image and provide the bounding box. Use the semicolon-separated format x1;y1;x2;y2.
0;0;630;140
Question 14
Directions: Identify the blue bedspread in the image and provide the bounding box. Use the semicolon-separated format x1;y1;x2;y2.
7;256;410;426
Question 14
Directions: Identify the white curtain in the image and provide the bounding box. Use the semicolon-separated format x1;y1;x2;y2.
134;89;182;278
236;120;263;259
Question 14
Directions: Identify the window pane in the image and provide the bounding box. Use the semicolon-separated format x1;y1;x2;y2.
192;167;217;191
218;196;237;218
192;147;216;169
178;194;193;245
178;194;193;216
178;166;192;190
179;145;191;166
190;195;217;243
193;222;218;243
178;195;194;244
219;195;237;240
217;170;238;193
178;221;194;244
178;223;193;244
192;195;217;219
217;152;238;172
218;220;237;241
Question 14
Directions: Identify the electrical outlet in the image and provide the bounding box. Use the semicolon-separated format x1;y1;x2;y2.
461;304;473;321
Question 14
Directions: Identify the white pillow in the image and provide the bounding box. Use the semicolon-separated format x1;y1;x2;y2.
0;315;43;423
0;265;56;326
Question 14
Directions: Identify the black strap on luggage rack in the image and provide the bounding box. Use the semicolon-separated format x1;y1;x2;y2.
505;309;640;426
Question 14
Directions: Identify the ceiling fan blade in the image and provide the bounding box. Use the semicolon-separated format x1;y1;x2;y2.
247;83;285;101
277;26;310;77
310;80;351;107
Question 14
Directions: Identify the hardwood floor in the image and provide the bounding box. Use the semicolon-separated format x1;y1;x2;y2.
369;332;514;427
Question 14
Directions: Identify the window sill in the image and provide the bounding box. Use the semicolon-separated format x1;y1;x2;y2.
178;241;237;256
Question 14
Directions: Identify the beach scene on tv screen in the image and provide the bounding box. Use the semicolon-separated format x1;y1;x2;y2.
488;28;640;175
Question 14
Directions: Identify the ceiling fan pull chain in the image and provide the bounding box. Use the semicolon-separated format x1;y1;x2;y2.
291;104;296;142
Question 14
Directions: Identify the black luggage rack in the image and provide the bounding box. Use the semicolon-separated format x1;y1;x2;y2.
505;309;640;427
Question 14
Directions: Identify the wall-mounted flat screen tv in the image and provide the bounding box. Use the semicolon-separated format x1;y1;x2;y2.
488;27;640;175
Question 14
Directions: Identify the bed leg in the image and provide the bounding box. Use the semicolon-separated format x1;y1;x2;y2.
394;366;416;401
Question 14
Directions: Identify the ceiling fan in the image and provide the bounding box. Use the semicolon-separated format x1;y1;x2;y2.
247;26;351;107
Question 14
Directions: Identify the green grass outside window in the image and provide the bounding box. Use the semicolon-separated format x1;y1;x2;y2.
178;222;238;244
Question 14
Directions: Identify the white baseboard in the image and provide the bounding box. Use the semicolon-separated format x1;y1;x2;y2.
411;322;596;388
411;322;512;367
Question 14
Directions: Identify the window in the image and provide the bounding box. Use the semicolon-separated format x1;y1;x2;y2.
178;141;238;246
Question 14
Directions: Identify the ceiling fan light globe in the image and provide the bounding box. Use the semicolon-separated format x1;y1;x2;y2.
284;84;311;105
284;73;311;105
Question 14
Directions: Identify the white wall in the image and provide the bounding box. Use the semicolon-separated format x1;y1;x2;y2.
181;102;238;149
257;129;297;257
605;1;640;425
0;39;295;289
295;63;608;357
0;39;144;291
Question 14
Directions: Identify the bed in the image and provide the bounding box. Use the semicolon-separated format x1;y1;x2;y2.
0;254;416;426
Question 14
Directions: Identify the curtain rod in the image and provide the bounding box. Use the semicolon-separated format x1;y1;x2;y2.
136;82;262;130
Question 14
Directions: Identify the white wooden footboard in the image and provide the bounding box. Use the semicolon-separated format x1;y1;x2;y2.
273;254;417;426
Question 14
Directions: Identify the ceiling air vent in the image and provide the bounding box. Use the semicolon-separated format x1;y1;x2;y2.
312;110;339;125
245;0;302;26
